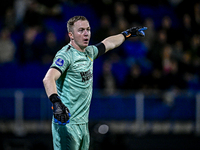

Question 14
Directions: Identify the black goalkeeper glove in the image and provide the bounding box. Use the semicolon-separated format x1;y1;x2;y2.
121;27;147;39
49;93;71;125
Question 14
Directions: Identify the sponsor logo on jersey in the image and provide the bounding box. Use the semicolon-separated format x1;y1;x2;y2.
55;58;64;66
80;70;93;82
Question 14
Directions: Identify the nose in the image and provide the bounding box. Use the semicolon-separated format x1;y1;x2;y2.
83;29;89;36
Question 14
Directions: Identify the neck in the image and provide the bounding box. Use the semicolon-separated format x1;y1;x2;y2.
70;40;85;52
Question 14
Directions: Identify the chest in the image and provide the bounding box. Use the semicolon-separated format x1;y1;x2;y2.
66;54;94;84
71;54;93;72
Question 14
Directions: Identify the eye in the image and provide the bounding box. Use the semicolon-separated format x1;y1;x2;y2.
78;28;84;32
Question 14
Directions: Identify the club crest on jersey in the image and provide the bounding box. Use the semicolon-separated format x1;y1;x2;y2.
55;58;64;66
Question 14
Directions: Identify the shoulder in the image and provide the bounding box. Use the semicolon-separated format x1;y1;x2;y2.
51;45;73;72
53;44;75;65
85;45;95;57
57;44;73;54
55;44;74;58
85;45;98;53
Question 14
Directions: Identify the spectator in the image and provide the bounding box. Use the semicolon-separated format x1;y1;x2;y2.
115;17;129;33
147;29;168;69
160;15;177;44
143;17;156;49
0;28;16;63
3;7;16;31
162;44;173;75
14;0;29;26
18;27;42;64
36;0;63;19
189;34;200;75
190;34;200;57
127;4;143;25
163;60;188;90
41;31;62;64
181;14;195;49
194;2;200;33
23;0;43;27
99;61;117;96
123;64;147;90
113;1;125;20
148;68;164;90
179;51;194;75
171;40;184;61
93;14;112;43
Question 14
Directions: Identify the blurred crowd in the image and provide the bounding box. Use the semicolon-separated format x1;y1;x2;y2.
0;0;200;94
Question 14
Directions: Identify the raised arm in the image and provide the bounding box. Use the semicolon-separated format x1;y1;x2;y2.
101;27;147;53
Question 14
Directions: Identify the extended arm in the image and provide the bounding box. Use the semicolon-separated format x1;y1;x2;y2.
101;27;147;53
102;34;125;52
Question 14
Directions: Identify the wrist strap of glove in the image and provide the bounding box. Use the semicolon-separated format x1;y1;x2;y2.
121;31;131;40
49;93;61;103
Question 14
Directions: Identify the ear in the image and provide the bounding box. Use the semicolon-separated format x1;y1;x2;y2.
68;32;74;40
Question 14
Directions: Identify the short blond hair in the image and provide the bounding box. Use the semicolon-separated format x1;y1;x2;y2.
67;16;88;33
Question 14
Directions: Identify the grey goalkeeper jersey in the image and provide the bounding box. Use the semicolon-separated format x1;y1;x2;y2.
51;44;99;124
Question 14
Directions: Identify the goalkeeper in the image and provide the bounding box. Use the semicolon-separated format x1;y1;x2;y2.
43;16;147;150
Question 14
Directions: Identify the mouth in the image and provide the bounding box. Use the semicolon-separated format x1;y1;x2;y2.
83;39;89;44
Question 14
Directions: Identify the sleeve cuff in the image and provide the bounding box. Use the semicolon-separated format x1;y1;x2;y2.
50;66;62;74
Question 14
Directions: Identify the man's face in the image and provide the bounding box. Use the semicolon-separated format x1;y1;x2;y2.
71;20;91;50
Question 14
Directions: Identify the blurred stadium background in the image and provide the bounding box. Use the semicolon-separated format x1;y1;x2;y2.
0;0;200;149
